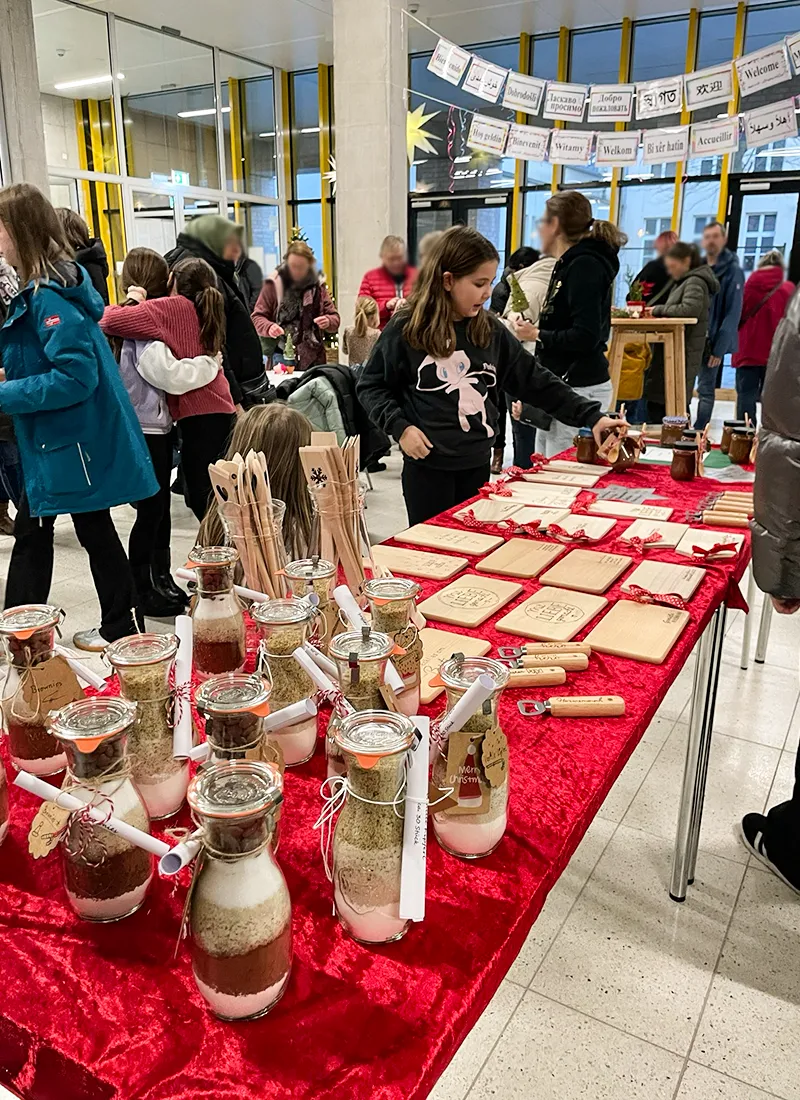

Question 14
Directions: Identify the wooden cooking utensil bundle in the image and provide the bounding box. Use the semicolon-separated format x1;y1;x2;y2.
299;432;367;592
208;448;285;598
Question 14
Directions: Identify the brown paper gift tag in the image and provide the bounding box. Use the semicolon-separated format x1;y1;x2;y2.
28;800;71;859
481;727;508;788
444;730;490;815
21;654;83;715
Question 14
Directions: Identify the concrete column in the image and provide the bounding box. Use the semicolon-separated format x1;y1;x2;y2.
0;0;48;190
332;0;407;323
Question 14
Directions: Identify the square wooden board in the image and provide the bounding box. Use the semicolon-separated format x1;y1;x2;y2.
419;628;491;704
454;499;522;524
504;482;581;504
588;500;674;521
476;538;565;579
395;523;504;556
539;549;633;594
621;560;705;601
522;470;602;487
546;460;611;477
418;574;523;628
512;506;572;526
495;586;608;641
545;514;616;540
622;518;689;549
674;528;744;560
585;600;691;664
372;544;468;580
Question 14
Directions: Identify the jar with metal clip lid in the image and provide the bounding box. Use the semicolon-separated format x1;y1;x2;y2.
195;672;281;772
283;557;337;652
431;655;510;859
331;709;415;944
251;598;318;765
327;628;394;778
363;578;422;717
105;633;187;820
186;546;246;680
50;696;153;922
187;760;291;1020
0;604;69;775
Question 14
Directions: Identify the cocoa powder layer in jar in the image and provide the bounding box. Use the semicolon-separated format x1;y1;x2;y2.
64;840;152;899
7;629;54;667
192;922;291;997
205;813;270;856
7;719;62;762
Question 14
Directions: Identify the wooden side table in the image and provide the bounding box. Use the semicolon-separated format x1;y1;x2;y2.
608;317;698;417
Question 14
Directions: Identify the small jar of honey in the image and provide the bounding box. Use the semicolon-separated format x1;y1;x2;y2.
670;439;698;481
720;420;746;455
573;428;597;465
661;416;689;446
728;426;756;465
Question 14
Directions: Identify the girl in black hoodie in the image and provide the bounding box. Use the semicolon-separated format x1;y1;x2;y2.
510;191;627;457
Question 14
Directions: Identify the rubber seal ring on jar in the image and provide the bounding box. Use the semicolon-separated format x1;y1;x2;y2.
353;753;382;769
72;734;110;753
428;672;445;687
248;700;272;717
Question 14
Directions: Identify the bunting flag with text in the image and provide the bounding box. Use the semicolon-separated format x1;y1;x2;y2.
543;82;588;121
735;41;793;96
549;129;595;164
743;99;797;148
595;131;642;165
505;123;551;160
684;63;735;111
463;57;509;103
502;72;547;115
642;125;690;164
587;84;636;122
635;75;684;119
467;114;510;154
690;116;740;157
426;38;471;86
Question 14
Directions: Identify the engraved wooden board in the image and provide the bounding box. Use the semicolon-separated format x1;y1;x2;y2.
454;499;522;524
545;514;616;540
512;506;571;526
419;628;491;704
476;538;565;579
674;528;744;560
395;523;504;556
588;500;674;521
621;560;705;601
495;586;608;641
504;482;581;504
418;575;524;628
539;549;633;594
546;460;612;477
621;518;689;549
372;544;468;580
585;600;691;664
522;470;603;488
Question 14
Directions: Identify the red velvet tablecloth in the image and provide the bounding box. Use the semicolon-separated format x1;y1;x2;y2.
0;459;751;1100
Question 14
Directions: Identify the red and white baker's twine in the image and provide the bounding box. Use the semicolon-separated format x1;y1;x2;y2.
626;585;688;612
617;532;663;555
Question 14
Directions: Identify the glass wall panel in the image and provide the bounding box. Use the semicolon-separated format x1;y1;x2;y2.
522;189;549;249
292;70;321;200
291;202;324;267
219;54;277;198
526;35;560;185
230;200;281;276
623;17;688;181
680;180;721;241
130;190;178;253
685;11;738;177
616;182;675;303
563;26;622;185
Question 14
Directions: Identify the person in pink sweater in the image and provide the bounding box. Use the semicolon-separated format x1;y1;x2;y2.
101;257;236;520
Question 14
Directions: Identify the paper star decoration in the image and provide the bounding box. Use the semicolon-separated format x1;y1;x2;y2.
323;155;336;196
407;103;440;164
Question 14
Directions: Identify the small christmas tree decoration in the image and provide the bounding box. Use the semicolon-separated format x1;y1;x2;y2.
290;225;309;244
283;332;296;362
507;272;530;317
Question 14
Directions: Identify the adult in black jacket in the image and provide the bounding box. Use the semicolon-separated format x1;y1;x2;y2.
509;190;627;457
165;215;266;407
56;209;110;304
235;248;264;313
489;246;540;316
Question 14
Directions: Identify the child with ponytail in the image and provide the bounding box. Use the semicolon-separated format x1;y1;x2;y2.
101;256;236;522
343;295;381;366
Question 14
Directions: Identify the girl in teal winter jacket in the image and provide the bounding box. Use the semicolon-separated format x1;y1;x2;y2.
0;184;157;649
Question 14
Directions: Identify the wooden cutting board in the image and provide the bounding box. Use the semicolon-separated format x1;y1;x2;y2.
546;460;611;477
418;574;523;627
454;499;522;524
522;470;602;487
544;514;616;540
476;538;565;579
621;560;705;601
372;544;468;580
621;518;689;549
419;627;491;704
495;586;608;641
588;500;674;521
585;600;691;664
504;482;581;504
539;549;633;594
512;506;572;526
395;523;504;555
674;528;744;560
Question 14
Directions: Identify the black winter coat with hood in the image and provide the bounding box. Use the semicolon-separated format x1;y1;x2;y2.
74;238;110;305
536;236;620;389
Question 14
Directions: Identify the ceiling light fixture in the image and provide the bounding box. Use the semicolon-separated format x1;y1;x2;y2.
54;73;124;90
178;106;231;118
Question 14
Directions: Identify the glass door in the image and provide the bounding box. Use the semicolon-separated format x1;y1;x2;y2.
409;195;511;270
130;191;180;254
727;177;800;284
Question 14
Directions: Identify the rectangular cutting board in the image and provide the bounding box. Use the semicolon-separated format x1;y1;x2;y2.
544;514;616;540
588;500;674;521
674;528;744;560
476;537;565;579
546;460;611;477
394;523;504;556
495;586;608;642
419;627;491;704
585;600;691;664
539;549;633;594
512;505;572;526
621;518;689;549
621;560;705;602
454;499;522;524
372;544;468;580
417;574;523;628
522;470;603;488
503;482;581;503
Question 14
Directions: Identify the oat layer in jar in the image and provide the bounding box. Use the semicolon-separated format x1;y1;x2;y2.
188;760;291;1021
187;547;246;680
283;557;337;652
363;578;422;717
332;710;415;944
0;605;68;775
50;697;153;922
106;633;187;820
432;656;510;860
327;628;394;779
196;673;281;771
251;598;318;766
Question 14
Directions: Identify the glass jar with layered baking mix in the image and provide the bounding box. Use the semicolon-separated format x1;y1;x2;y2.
195;673;280;771
332;710;415;944
0;605;68;775
106;633;187;820
720;419;746;455
251;599;318;766
670;439;698;482
573;427;597;464
50;697;153;922
363;578;422;717
431;655;510;860
728;426;756;465
0;759;9;848
283;557;337;652
327;628;394;778
188;760;291;1021
187;547;246;680
661;416;689;446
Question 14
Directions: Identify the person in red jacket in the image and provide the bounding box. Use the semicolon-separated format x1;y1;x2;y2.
358;235;417;329
733;250;795;424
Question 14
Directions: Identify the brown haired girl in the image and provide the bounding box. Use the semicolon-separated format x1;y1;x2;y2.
357;225;619;524
511;190;627;456
252;240;340;370
101;255;236;522
55;207;110;305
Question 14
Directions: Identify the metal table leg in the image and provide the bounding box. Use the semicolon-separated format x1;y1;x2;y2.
670;604;727;902
755;597;773;664
740;566;756;670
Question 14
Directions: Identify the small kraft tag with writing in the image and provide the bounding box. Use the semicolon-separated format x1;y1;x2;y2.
28;800;71;859
21;654;83;715
481;726;508;788
443;729;491;815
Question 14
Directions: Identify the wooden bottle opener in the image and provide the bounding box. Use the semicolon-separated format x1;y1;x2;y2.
498;642;592;658
518;695;625;717
506;666;566;688
501;652;589;672
701;511;750;528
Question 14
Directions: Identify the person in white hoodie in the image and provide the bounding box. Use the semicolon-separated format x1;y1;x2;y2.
502;252;557;467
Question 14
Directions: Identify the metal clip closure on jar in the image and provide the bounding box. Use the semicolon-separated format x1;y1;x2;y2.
283;557;336;602
670;439;699;482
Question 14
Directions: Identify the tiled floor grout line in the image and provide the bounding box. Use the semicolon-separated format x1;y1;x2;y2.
782;688;800;753
460;984;526;1100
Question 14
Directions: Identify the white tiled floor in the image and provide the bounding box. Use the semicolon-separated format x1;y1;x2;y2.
3;400;797;1100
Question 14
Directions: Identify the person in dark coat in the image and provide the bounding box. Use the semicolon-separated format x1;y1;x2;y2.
165;215;267;407
489;246;540;316
694;221;744;430
732;250;795;425
56;208;110;305
235;247;264;313
633;230;678;305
